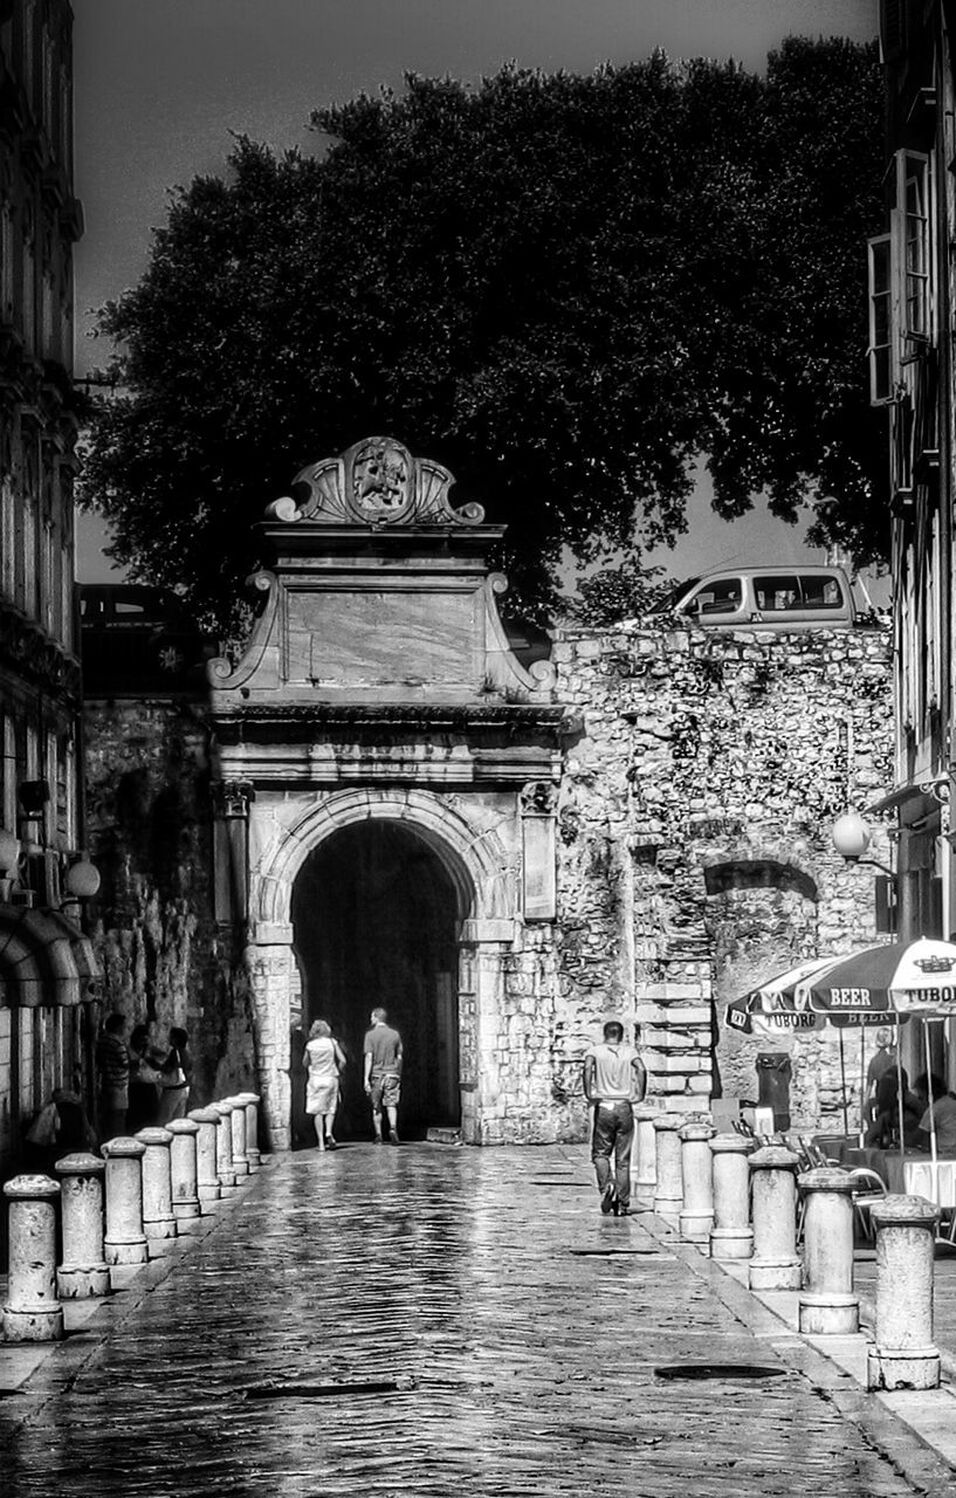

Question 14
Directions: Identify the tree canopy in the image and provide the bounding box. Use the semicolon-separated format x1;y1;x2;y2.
81;38;886;633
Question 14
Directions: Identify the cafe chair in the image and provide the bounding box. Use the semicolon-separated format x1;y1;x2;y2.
845;1166;887;1244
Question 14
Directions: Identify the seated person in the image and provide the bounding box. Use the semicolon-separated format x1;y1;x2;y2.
913;1072;956;1152
24;1086;98;1174
865;1067;923;1148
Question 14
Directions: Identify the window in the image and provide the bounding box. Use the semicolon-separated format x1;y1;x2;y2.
868;235;893;404
867;150;932;406
683;578;742;616
797;573;843;610
754;574;800;612
903;157;930;341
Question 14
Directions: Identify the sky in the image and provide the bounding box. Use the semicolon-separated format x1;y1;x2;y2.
71;0;880;585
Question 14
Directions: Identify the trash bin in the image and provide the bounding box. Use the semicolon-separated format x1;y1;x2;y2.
756;1053;792;1132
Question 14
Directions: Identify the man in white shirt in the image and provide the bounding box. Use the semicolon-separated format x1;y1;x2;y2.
583;1020;646;1216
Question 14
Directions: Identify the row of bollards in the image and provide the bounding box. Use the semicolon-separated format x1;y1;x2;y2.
635;1109;941;1392
2;1093;262;1344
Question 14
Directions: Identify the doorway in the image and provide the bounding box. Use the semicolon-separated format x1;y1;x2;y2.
291;821;461;1142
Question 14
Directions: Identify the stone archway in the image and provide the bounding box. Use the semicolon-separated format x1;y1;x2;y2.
291;820;461;1142
244;787;519;1148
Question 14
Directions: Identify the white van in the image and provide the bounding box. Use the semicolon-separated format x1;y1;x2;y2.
665;565;857;629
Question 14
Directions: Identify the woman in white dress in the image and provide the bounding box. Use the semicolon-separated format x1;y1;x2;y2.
303;1019;346;1150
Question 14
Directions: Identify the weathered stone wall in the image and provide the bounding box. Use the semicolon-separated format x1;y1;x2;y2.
82;700;257;1111
552;622;894;1132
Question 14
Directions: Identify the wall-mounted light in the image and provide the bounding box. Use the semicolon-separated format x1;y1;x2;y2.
64;859;101;901
831;811;895;879
832;811;873;860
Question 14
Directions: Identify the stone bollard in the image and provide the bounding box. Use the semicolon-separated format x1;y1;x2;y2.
167;1117;201;1224
234;1092;262;1169
103;1137;149;1266
213;1101;238;1189
866;1194;941;1391
652;1115;684;1218
632;1105;657;1205
798;1167;858;1335
189;1107;222;1207
135;1127;178;1244
54;1153;111;1299
748;1146;802;1291
225;1095;250;1177
2;1175;64;1342
678;1120;715;1243
709;1134;754;1261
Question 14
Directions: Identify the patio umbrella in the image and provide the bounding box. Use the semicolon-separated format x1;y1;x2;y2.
798;938;956;1171
794;938;956;1014
726;956;902;1134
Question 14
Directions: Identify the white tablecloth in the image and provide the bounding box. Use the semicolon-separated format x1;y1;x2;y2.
822;1138;956;1207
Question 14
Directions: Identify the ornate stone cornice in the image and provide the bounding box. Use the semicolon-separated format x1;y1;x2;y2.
0;599;80;701
212;702;568;731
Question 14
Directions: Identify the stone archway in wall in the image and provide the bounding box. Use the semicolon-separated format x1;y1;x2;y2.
290;820;461;1142
246;787;518;1148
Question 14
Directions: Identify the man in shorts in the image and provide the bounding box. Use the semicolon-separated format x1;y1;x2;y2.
363;1007;404;1144
583;1020;646;1216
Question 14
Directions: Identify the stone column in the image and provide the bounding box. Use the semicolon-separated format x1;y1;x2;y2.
678;1120;715;1243
709;1134;754;1261
866;1194;941;1391
234;1092;261;1168
136;1127;178;1244
244;931;293;1151
167;1118;201;1224
2;1175;64;1342
54;1153;111;1298
214;1101;238;1188
632;1104;657;1206
189;1106;222;1207
226;1095;250;1177
652;1115;683;1218
748;1145;802;1291
798;1167;858;1335
103;1137;149;1266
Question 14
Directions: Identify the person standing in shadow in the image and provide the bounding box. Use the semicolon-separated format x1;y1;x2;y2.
127;1022;163;1133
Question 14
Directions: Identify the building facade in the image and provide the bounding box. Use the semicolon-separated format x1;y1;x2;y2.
867;0;956;1082
0;0;96;1180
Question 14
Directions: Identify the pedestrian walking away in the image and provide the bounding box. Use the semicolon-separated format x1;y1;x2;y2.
583;1020;646;1216
304;1018;346;1150
364;1006;403;1143
95;1011;130;1139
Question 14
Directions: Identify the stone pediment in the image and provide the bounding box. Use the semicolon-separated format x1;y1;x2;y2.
269;436;485;530
208;439;557;709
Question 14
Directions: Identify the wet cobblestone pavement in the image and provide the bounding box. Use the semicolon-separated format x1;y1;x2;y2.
0;1145;939;1496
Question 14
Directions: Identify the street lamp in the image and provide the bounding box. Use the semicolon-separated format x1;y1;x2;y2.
832;811;872;860
61;857;101;920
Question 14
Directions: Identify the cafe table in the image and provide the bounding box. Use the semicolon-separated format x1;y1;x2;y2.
814;1134;956;1210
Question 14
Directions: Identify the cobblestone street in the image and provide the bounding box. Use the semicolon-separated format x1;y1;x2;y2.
0;1146;947;1497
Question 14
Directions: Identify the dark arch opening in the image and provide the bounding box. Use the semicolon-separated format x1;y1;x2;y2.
290;821;461;1144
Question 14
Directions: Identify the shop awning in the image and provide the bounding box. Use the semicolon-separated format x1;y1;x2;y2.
0;905;102;1007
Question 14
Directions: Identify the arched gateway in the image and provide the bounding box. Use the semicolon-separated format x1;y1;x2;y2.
208;439;565;1147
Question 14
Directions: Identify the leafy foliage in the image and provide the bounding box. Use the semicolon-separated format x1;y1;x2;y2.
81;41;885;634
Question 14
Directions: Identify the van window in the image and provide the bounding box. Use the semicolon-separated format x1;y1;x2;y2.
690;577;742;616
798;573;843;609
754;574;801;612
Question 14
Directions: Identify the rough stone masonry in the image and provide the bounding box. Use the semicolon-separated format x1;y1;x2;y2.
551;618;893;1133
